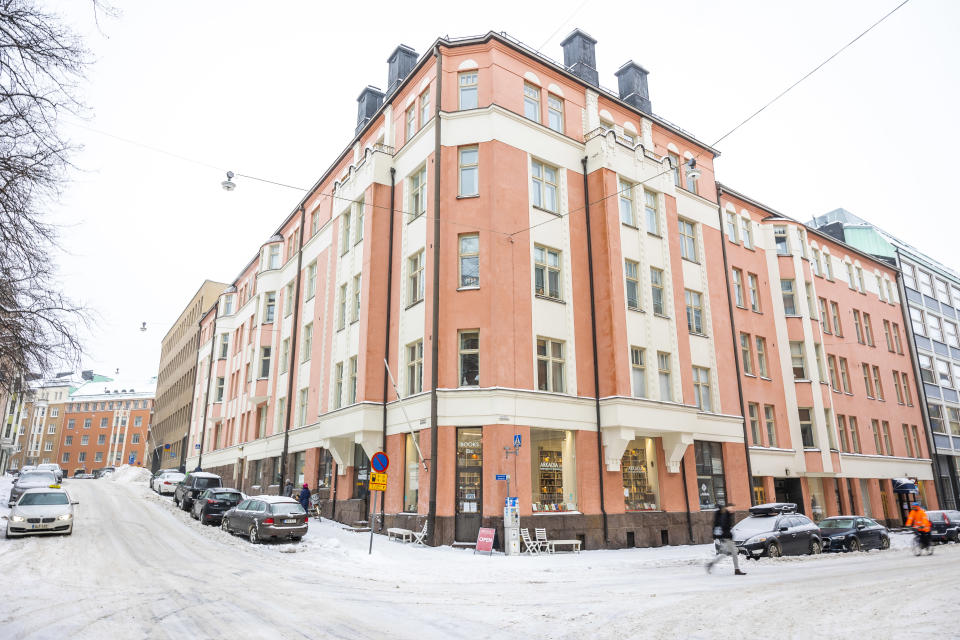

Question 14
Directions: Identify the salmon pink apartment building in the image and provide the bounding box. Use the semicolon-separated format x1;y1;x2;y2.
183;29;936;548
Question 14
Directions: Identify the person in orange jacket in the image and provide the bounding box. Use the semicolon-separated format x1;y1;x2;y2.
906;502;931;550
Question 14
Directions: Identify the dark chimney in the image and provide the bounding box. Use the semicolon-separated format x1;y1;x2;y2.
82;369;93;381
356;85;385;134
560;29;598;86
615;61;652;115
387;44;418;94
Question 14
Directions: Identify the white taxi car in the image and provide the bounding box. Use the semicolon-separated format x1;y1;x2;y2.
5;487;78;538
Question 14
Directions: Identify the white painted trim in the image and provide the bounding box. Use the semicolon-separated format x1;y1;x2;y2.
457;59;478;70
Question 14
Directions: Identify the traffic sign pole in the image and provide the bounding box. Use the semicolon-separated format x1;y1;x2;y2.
368;490;377;555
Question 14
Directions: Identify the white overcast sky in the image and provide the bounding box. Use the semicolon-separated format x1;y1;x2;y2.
46;0;959;381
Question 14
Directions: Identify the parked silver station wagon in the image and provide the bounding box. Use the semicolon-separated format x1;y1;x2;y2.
221;495;307;543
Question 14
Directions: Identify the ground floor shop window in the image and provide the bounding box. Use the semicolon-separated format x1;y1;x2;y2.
319;450;333;489
808;477;826;521
859;479;873;518
404;432;419;512
272;456;281;486
694;440;726;509
530;428;577;512
293;451;305;486
354;444;369;501
622;437;659;511
456;427;482;517
752;477;766;505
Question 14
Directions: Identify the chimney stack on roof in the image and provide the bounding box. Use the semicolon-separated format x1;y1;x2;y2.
356;85;385;134
560;29;599;86
387;44;418;95
615;61;652;115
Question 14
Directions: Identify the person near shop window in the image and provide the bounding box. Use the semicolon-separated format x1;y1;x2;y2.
298;483;310;514
284;478;294;498
706;503;746;576
906;502;931;550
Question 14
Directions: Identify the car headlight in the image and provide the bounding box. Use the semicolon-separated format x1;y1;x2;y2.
10;515;25;522
56;514;72;521
744;535;768;545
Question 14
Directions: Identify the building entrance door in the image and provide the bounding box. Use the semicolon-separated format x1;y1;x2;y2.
774;477;804;513
353;444;370;516
455;427;482;542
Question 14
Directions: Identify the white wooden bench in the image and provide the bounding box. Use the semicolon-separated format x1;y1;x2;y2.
387;527;414;543
547;539;582;553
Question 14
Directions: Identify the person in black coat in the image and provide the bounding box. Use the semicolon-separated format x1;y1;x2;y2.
298;483;311;515
706;503;745;575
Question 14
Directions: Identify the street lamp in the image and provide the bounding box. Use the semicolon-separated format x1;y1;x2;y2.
221;171;236;191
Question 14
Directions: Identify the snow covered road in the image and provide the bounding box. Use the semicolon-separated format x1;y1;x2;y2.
0;474;957;639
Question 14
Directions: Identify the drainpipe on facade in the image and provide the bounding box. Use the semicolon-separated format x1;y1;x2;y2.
426;45;443;547
580;156;609;546
279;205;308;495
197;303;220;470
715;185;756;506
380;167;397;530
894;246;945;507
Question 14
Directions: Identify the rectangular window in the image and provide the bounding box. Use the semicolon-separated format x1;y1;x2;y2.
530;428;578;512
406;340;423;396
530;160;559;213
882;421;893;456
404;432;420;512
790;342;806;379
669;152;681;186
534;245;562;300
304;261;317;301
523;82;540;122
856;266;866;292
937;359;953;388
302;324;313;362
893;371;904;404
283;282;294;318
65;436;72;446
458;146;478;196
928;314;945;343
725;211;739;243
419;88;430;128
459;72;478;109
838;415;850;452
352;274;361;322
806;283;816;318
756;337;769;377
685;162;698;194
354;198;364;244
781;279;797;315
62;452;69;463
774;226;789;255
849;416;861;453
219;333;230;359
944;320;960;347
919;354;935;384
818;298;830;334
903;372;913;405
814;343;826;381
748;403;761;445
337;283;347;329
259;347;271;378
929;403;945;433
267;244;280;269
405;105;416;140
215;377;225;402
903;424;914;458
622;437;660;511
340;210;351;255
853;310;864;344
871;419;883;453
824;255;834;280
458;330;479;387
902;263;917;289
741;218;753;249
799;408;815;448
948;408;960;435
892;323;903;353
536;338;565;393
883;320;893;351
830;301;842;335
630;346;646;398
839;357;851;393
740;333;754;375
910;307;926;336
297;388;308;427
333;362;343;409
748;274;760;312
871;365;885;399
732;268;745;307
678;219;697;261
618;179;635;226
348;357;358;404
625;260;641;310
547;94;563;132
263;292;276;323
694;441;726;508
409;166;427;220
692;366;711;411
811;249;821;276
280;338;290;374
658;352;672;401
459;233;479;288
644;190;659;235
685;290;704;335
918;270;934;297
408;250;425;305
846;263;857;290
650;267;665;315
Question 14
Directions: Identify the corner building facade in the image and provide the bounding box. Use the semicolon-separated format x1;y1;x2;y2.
720;187;936;527
186;30;752;548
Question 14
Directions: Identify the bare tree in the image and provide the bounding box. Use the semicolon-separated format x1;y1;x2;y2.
0;1;95;390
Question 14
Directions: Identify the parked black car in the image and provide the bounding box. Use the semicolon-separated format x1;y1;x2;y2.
927;510;960;543
173;472;222;512
221;496;308;543
729;503;822;558
191;488;244;525
818;516;890;551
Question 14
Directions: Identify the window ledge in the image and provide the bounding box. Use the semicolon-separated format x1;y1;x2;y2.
689;332;709;338
627;306;644;313
653;313;670;320
532;205;560;216
405;299;424;311
407;213;425;224
743;373;757;379
531;511;582;516
456;194;480;200
647;232;662;239
681;257;700;265
457;285;480;292
760;376;772;381
784;314;803;318
535;294;565;304
622;222;639;230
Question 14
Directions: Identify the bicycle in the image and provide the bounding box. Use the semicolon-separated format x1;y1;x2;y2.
911;528;934;556
308;491;322;521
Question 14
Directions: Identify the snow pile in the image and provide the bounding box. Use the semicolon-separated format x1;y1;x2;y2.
108;465;151;484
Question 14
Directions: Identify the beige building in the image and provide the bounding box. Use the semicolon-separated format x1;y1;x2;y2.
151;280;228;471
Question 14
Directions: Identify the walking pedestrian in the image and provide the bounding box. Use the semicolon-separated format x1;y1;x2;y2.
299;483;311;515
706;503;746;575
284;478;294;497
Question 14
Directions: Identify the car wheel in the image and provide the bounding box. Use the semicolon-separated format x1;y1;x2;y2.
221;518;231;535
809;539;822;555
248;525;259;544
847;537;861;552
766;542;781;558
880;535;890;550
181;499;190;512
291;536;302;542
191;507;199;520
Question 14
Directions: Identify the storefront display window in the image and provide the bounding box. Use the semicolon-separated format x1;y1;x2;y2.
808;476;826;521
353;444;369;502
530;428;577;512
293;451;305;486
319;450;333;489
622;437;659;511
404;432;419;512
752;477;766;505
694;440;726;509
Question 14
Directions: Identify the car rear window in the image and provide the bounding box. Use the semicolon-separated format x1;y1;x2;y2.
19;492;69;505
194;477;220;489
820;518;855;529
270;503;306;516
214;492;242;501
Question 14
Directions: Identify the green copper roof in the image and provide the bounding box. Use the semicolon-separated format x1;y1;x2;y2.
842;225;896;260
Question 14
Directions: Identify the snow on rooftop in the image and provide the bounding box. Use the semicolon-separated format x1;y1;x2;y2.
72;375;157;399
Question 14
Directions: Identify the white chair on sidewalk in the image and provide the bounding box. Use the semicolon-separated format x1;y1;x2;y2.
520;528;541;554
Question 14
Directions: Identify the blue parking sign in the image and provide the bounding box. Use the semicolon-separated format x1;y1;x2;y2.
513;434;521;448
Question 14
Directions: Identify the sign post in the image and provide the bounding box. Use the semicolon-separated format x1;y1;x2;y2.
368;452;389;555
